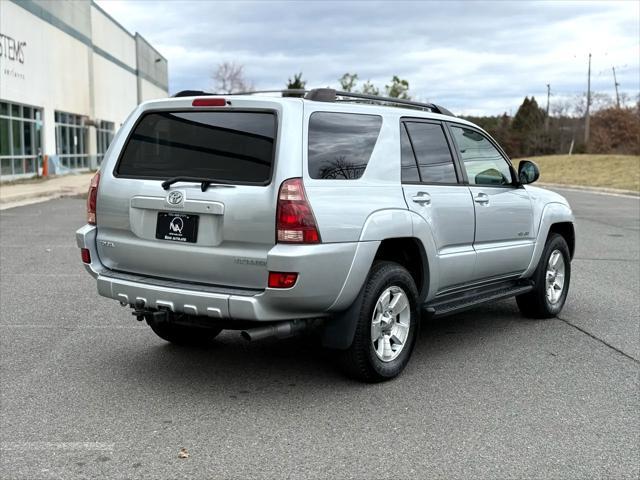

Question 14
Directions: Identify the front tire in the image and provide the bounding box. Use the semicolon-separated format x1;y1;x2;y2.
341;261;420;382
517;233;571;318
147;316;223;346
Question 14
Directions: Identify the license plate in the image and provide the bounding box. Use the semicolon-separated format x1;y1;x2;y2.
155;212;199;243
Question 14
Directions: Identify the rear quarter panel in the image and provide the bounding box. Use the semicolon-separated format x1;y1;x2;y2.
302;105;408;243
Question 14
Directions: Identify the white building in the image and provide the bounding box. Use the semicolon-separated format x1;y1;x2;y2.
0;0;169;181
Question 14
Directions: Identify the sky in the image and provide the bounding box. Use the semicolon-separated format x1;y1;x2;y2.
96;0;639;116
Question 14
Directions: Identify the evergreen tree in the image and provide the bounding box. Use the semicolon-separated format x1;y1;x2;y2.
512;96;546;156
339;73;358;92
285;72;306;97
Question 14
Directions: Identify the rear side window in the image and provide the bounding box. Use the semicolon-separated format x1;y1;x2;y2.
308;112;382;179
116;111;276;184
400;123;420;182
404;122;458;184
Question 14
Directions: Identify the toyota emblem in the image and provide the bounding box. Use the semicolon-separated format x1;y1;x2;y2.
167;191;184;206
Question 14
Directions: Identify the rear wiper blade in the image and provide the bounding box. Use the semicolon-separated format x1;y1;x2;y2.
161;176;235;192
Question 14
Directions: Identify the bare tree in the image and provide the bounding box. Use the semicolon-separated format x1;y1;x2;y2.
212;62;253;93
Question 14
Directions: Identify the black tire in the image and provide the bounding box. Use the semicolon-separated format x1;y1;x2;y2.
340;261;420;382
146;316;222;346
517;233;571;319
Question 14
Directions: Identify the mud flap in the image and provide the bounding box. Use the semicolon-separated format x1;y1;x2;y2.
320;283;366;350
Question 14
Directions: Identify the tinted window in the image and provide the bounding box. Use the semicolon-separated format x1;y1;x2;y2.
117;111;276;184
308;112;382;179
450;126;513;186
400;123;420;182
405;122;457;183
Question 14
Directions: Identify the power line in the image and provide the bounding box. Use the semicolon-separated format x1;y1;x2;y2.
612;66;621;108
545;83;551;133
584;53;591;145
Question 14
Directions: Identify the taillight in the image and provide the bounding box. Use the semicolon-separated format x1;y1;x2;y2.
276;178;320;243
268;272;298;288
87;171;100;225
80;248;91;264
192;98;227;107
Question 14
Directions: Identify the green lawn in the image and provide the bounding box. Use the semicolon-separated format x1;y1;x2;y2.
515;154;640;192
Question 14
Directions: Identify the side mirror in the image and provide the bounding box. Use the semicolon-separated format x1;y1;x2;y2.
518;160;540;185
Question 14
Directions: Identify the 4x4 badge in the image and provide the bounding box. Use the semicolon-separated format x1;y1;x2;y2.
167;191;184;206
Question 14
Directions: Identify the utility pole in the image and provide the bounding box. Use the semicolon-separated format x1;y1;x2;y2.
612;66;620;108
545;83;551;133
584;53;591;145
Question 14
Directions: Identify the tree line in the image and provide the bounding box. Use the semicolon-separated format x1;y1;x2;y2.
463;94;639;157
212;62;639;157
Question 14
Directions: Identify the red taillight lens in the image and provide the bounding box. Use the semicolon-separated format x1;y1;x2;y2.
192;98;226;107
81;248;91;264
87;171;100;225
268;271;298;289
276;178;320;243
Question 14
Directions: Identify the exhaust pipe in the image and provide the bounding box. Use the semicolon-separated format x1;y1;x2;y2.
240;319;313;342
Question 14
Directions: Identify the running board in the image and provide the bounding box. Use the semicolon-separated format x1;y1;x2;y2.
423;280;534;318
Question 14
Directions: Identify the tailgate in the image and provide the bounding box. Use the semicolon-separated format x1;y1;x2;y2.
95;107;284;289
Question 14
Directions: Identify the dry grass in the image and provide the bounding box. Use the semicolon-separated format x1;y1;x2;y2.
515;154;640;192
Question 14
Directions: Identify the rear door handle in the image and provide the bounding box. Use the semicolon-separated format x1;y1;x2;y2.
411;192;431;205
474;192;489;205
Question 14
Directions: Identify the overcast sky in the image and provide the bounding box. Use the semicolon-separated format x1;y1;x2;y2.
96;0;639;115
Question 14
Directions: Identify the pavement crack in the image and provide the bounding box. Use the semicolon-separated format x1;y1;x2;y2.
557;315;639;364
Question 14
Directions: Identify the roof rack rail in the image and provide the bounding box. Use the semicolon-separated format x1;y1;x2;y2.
173;89;308;98
305;88;454;116
172;88;454;116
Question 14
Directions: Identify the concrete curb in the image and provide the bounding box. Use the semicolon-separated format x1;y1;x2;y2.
0;174;92;210
0;188;86;211
538;183;639;198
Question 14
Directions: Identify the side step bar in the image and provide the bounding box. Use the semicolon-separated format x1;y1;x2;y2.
423;280;534;318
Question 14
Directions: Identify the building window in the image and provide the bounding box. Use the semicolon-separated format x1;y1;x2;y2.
0;101;43;177
55;111;89;170
96;121;115;164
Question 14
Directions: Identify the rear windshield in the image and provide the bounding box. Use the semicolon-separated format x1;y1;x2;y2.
116;111;276;184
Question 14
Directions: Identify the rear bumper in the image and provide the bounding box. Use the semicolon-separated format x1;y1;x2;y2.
76;225;379;321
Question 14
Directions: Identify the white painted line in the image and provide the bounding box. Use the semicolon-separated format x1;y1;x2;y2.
0;324;146;329
0;442;115;452
540;184;639;199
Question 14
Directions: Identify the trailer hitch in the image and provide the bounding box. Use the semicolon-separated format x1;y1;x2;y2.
130;299;168;323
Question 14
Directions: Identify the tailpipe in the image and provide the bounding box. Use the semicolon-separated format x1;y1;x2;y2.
240;319;314;342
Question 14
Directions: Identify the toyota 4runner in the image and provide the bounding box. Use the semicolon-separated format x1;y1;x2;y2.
76;88;575;382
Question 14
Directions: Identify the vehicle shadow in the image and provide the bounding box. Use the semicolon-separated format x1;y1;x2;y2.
100;299;530;394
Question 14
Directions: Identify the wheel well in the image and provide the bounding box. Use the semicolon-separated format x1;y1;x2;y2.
374;238;428;299
549;222;575;259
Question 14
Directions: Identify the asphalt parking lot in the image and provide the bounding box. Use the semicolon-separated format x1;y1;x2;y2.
0;189;638;479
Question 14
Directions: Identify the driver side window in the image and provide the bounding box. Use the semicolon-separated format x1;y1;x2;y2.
450;126;513;186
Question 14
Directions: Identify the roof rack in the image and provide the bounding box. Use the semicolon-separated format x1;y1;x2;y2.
309;89;455;116
172;88;454;116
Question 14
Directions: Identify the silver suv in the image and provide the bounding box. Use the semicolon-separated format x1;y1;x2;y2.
77;89;575;381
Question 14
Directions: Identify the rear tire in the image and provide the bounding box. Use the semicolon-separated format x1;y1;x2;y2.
517;233;571;319
147;316;222;346
340;261;420;382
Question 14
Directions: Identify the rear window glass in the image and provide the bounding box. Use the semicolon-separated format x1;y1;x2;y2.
116;111;276;184
308;112;382;179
